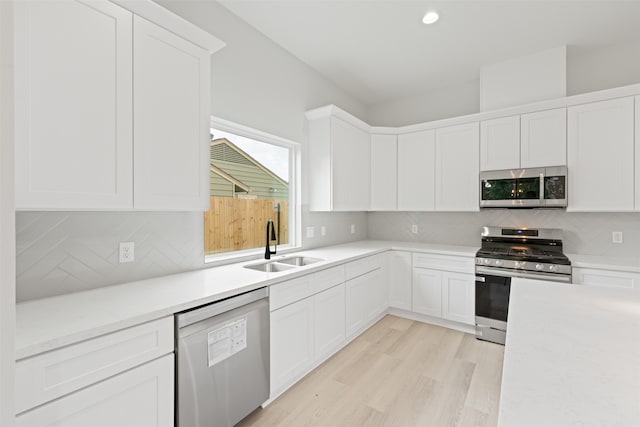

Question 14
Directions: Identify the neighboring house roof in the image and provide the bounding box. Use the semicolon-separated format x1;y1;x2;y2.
210;164;250;193
210;138;289;199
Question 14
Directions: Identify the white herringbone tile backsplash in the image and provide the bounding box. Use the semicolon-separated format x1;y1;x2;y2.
16;212;205;302
16;209;640;302
16;208;368;302
368;210;640;257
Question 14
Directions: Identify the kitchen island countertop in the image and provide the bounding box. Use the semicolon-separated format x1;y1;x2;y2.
498;278;640;427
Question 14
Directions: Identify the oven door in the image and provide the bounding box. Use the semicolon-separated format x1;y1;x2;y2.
475;271;510;344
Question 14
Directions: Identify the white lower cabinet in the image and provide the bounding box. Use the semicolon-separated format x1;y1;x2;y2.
388;251;412;311
441;272;475;324
412;253;475;326
15;316;174;426
16;354;174;427
346;268;384;338
314;283;346;361
412;268;443;317
270;297;315;395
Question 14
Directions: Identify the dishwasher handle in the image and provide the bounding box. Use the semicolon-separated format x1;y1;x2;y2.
176;287;268;329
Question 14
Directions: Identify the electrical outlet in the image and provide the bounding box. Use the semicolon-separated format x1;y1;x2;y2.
411;224;418;234
321;226;327;236
350;224;356;234
119;242;134;263
306;226;315;238
612;231;623;244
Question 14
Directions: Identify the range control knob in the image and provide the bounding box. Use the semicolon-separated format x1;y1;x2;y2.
494;259;503;267
548;265;558;272
514;261;524;268
535;263;544;270
483;258;491;265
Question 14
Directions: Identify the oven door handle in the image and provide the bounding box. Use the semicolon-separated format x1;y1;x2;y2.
475;266;572;283
475;276;486;283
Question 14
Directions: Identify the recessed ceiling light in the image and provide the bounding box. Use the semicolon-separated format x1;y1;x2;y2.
422;11;439;25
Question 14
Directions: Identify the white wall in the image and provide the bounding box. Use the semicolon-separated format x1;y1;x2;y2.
368;39;640;126
15;0;369;301
366;79;480;127
567;40;640;96
0;0;16;423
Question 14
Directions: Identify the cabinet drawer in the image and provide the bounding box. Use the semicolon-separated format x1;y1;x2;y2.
16;316;174;414
270;275;314;311
572;267;640;290
16;354;174;427
412;253;474;274
345;254;381;280
312;265;345;293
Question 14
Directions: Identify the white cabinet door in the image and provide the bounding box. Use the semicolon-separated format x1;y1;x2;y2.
435;122;480;211
331;117;371;211
370;134;397;210
133;16;210;210
16;354;173;427
636;96;640;211
345;269;379;337
14;0;133;209
397;130;435;210
270;298;314;394
441;272;475;325
412;268;442;318
568;97;635;212
314;284;346;361
480;116;520;171
521;108;567;168
388;251;412;311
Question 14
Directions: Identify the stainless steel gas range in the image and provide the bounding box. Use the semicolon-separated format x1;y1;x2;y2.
475;226;572;345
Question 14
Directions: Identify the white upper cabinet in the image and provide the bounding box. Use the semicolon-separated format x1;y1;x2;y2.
307;108;370;211
636;96;640;211
520;108;566;168
14;0;223;211
133;16;210;210
435;122;480;211
568;97;635;212
370;134;397;211
480;116;520;171
14;0;134;209
397;130;435;211
480;108;566;172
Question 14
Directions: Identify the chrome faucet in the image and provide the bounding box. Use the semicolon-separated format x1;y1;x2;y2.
265;219;277;259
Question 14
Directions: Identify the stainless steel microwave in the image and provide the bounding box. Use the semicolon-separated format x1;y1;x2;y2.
480;166;567;208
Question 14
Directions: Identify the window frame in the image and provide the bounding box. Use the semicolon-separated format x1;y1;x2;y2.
204;116;301;264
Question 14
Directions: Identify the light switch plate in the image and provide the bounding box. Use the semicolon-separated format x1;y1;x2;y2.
321;226;326;236
350;224;355;234
306;226;315;238
411;224;418;234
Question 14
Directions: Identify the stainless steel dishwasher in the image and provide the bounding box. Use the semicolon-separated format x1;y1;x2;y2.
175;287;269;427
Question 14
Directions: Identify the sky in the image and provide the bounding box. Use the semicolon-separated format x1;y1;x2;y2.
211;128;289;182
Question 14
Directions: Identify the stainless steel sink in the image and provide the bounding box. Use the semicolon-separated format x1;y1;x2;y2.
243;256;323;272
244;261;296;273
277;256;323;266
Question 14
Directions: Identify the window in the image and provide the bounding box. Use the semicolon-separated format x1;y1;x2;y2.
205;118;300;260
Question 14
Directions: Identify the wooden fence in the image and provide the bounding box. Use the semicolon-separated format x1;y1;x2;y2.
205;197;289;255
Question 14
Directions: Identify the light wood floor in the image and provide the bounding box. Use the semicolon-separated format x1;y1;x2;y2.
238;315;505;427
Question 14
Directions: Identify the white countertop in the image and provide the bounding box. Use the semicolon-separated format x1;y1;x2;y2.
498;278;640;427
15;240;477;360
568;253;640;273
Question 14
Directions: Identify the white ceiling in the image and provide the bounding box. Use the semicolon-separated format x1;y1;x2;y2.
218;0;640;106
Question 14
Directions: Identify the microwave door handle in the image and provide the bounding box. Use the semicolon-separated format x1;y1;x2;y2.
539;172;545;205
